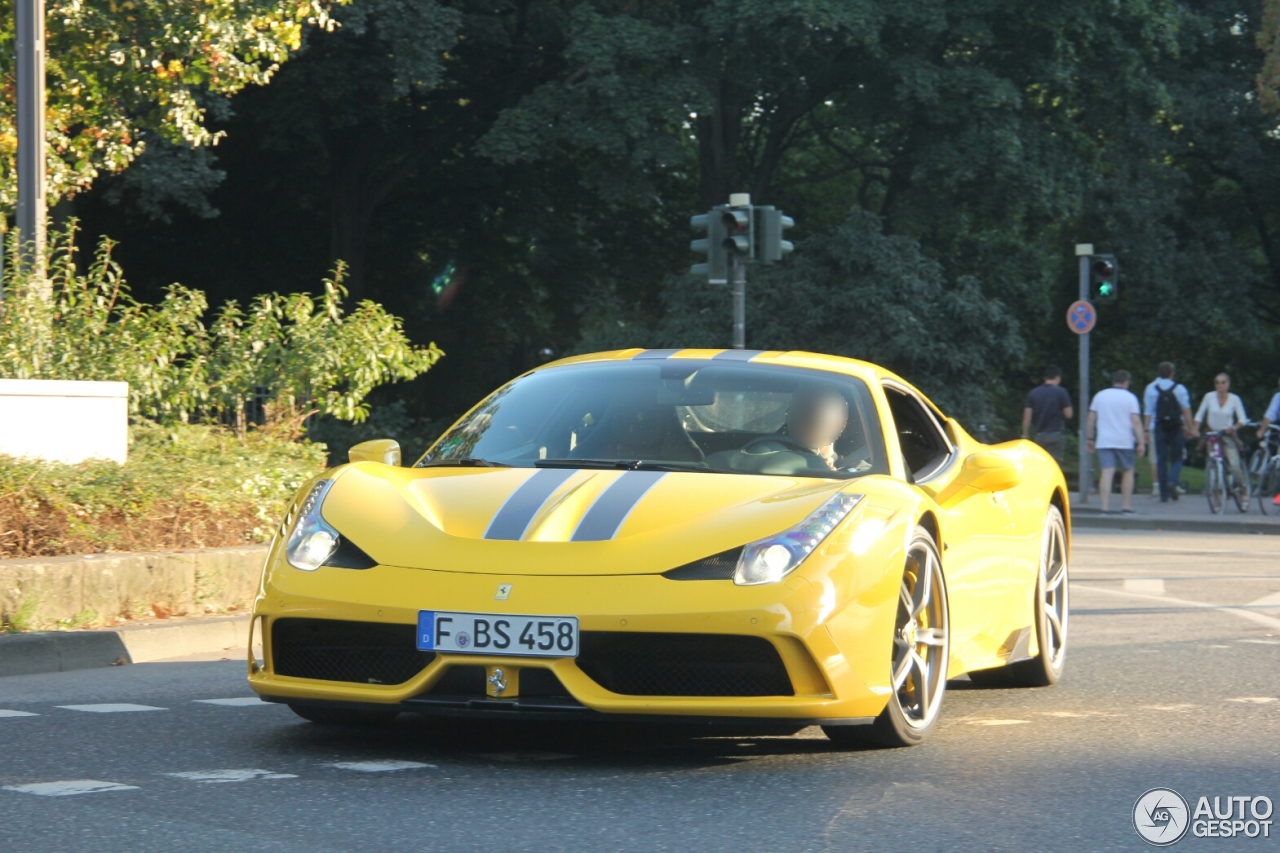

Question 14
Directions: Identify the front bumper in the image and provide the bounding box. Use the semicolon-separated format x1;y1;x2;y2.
248;551;899;723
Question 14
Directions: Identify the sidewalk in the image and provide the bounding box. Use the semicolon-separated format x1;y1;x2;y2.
1070;490;1280;534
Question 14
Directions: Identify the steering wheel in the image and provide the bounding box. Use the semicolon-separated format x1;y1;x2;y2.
741;435;820;457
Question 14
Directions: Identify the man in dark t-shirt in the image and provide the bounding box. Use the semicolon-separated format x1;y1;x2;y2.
1023;365;1073;462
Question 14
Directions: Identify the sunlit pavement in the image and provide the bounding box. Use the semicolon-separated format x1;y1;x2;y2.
1;530;1277;853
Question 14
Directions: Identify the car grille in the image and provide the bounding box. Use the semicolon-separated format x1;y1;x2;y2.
271;618;434;685
422;665;573;699
576;632;793;696
662;547;743;581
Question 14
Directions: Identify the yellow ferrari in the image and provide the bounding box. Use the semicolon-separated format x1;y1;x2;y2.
248;349;1070;747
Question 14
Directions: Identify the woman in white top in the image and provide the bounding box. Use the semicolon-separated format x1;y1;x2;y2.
1193;372;1248;489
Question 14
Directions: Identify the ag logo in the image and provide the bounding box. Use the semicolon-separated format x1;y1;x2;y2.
1134;788;1190;846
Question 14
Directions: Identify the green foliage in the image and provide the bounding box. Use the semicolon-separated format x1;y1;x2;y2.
0;0;342;212
0;224;443;428
0;422;327;558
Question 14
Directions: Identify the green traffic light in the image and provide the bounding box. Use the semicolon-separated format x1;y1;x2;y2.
1099;283;1114;297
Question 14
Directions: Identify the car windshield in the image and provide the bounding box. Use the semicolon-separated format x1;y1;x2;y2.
420;360;889;479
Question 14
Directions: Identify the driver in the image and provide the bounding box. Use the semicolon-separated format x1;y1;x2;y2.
785;388;849;470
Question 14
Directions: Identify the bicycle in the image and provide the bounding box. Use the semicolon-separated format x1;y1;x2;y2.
1203;428;1250;514
1250;423;1280;515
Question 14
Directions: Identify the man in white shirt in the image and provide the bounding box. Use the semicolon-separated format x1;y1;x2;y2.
1087;370;1146;513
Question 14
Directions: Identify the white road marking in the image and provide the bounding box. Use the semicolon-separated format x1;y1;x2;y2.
1225;697;1278;705
56;704;166;713
1073;584;1280;630
327;760;436;772
194;698;270;707
1240;639;1280;645
165;769;297;783
1123;578;1165;594
1206;644;1232;649
1248;591;1280;609
1145;704;1197;712
0;710;38;718
3;780;138;797
965;719;1028;726
1038;710;1119;719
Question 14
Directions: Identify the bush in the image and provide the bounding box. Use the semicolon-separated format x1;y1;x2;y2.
0;423;328;559
0;224;443;433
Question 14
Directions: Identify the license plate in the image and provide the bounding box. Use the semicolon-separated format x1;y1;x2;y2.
416;610;578;658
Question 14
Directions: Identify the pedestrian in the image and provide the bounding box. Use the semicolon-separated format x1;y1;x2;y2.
1193;373;1249;498
1142;362;1193;503
1087;369;1146;513
1021;365;1073;463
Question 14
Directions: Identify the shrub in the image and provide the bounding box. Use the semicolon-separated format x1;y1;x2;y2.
0;422;327;559
0;224;443;433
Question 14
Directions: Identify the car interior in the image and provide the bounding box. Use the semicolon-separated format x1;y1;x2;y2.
883;385;953;482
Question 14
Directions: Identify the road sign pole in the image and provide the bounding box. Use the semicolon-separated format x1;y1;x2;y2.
1076;244;1093;506
16;0;47;284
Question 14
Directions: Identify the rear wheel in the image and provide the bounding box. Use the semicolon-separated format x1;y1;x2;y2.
825;526;948;749
1205;462;1225;515
288;703;399;726
968;505;1069;688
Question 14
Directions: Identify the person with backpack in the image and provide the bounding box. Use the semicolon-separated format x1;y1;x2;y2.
1142;362;1193;503
1193;373;1249;499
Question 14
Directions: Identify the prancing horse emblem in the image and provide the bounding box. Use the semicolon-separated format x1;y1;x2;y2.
495;584;512;600
487;668;508;696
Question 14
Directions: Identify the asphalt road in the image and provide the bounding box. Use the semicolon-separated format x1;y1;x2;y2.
2;530;1278;853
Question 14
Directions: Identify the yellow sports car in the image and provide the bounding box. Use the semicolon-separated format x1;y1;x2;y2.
248;349;1070;747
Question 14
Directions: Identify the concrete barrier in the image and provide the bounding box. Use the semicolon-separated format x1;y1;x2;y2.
0;545;269;631
0;378;129;463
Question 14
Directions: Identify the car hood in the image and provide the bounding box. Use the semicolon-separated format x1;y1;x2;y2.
318;464;871;576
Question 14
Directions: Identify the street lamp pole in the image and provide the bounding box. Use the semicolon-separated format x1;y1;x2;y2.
16;0;47;281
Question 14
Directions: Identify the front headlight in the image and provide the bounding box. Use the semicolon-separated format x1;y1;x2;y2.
285;479;340;571
734;493;863;585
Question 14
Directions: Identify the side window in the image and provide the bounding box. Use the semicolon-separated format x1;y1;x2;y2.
884;386;953;481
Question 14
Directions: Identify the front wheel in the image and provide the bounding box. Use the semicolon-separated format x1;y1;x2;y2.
1205;462;1225;515
1260;463;1280;516
825;526;949;749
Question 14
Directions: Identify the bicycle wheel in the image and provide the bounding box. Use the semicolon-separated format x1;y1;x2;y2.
1260;463;1280;516
1205;462;1225;514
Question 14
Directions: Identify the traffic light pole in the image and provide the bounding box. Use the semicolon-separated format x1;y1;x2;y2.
1076;244;1092;506
732;256;746;349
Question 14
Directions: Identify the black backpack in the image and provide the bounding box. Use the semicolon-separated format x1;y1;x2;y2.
1155;384;1183;431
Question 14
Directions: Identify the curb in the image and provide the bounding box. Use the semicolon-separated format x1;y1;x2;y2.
0;615;252;678
1072;514;1280;535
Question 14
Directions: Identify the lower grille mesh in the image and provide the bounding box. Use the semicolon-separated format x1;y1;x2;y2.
272;618;434;685
576;632;793;697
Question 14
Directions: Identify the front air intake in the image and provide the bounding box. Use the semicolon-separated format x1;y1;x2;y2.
575;632;793;696
271;618;434;685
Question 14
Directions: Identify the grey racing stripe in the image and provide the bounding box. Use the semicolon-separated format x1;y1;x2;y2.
483;468;578;541
571;471;667;542
630;348;683;360
711;349;762;361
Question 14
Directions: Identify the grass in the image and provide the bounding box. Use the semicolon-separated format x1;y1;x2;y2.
0;422;327;559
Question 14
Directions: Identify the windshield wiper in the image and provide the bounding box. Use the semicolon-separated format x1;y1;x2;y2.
535;459;718;474
417;457;511;468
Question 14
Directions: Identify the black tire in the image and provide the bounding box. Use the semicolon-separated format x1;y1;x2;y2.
1260;465;1279;516
966;505;1069;688
825;525;948;749
288;703;399;726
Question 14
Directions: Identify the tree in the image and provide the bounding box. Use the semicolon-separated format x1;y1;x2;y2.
0;0;338;213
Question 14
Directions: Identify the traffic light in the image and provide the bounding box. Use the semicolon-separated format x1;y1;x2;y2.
1090;254;1119;303
690;205;729;284
755;206;794;262
721;204;753;258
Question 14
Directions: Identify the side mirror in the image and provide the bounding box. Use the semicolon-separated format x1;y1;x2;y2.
349;439;401;467
957;451;1022;493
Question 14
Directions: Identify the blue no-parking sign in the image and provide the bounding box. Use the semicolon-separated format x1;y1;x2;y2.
1067;300;1095;335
